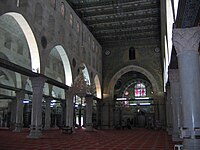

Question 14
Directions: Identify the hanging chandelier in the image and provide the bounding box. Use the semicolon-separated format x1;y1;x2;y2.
73;65;93;98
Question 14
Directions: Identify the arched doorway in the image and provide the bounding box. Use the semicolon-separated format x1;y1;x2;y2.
108;65;159;129
114;71;154;129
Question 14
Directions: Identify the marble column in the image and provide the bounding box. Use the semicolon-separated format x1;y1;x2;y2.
153;99;159;122
61;100;66;126
65;88;74;131
101;97;110;129
159;97;166;128
173;27;200;149
166;84;173;135
28;77;45;138
13;90;25;132
169;69;182;141
44;97;51;130
85;96;93;131
10;99;17;130
96;100;102;129
154;95;165;128
78;101;82;128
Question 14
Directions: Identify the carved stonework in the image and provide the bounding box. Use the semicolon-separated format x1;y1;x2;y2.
169;69;179;82
172;27;200;55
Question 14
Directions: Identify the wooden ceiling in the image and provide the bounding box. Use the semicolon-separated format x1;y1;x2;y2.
67;0;161;47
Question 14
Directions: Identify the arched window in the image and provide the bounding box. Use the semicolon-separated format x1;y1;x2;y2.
69;13;73;27
129;47;135;60
60;2;65;17
134;82;146;97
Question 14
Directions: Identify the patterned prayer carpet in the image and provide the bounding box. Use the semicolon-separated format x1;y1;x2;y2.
0;128;181;150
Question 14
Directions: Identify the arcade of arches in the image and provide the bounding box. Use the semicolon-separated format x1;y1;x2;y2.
0;0;200;149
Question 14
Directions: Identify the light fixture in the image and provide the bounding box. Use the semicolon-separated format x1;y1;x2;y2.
135;97;150;100
116;97;127;101
139;103;151;106
23;100;30;104
129;103;137;106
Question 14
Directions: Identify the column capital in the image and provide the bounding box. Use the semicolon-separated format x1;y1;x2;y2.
31;76;46;88
16;90;25;100
169;69;179;82
172;27;200;55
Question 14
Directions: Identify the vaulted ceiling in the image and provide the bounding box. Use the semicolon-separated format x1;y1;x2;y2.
67;0;161;47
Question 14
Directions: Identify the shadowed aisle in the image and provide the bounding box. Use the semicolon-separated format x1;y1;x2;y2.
0;128;181;150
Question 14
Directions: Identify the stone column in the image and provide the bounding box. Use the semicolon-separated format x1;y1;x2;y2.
65;88;74;131
61;100;66;126
78;101;82;128
28;77;45;138
159;97;166;128
173;27;200;149
85;95;93;131
13;90;25;132
169;69;182;141
96;100;102;129
154;99;159;122
10;99;16;130
154;95;165;128
44;97;51;130
101;96;110;129
166;84;173;135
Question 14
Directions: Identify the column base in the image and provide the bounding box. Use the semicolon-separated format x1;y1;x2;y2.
28;130;42;139
27;125;42;139
85;125;93;131
172;133;182;142
167;127;173;135
44;125;50;130
13;123;23;132
100;125;110;129
183;139;200;150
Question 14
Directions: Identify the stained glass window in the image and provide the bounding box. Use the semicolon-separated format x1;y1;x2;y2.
135;82;146;97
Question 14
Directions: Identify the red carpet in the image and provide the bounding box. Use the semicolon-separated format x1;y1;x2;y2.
0;128;180;150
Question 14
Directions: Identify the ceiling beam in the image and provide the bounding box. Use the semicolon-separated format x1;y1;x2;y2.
82;4;159;18
91;19;159;31
84;13;159;25
93;25;159;36
98;32;160;43
74;0;159;10
101;37;160;47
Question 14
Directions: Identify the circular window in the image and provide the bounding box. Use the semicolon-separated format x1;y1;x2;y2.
154;47;160;53
105;50;111;56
